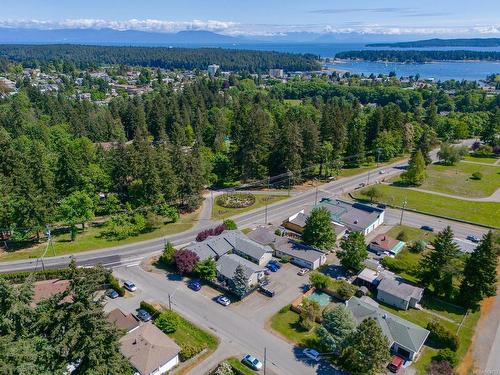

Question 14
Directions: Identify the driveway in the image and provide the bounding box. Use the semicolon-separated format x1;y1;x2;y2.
107;263;336;375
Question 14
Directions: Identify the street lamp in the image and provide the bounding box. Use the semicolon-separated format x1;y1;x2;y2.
399;199;408;225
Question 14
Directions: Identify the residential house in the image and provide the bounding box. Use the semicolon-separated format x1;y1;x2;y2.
369;234;405;255
216;253;266;288
376;277;424;310
231;236;273;266
346;297;429;361
119;322;180;375
107;308;140;333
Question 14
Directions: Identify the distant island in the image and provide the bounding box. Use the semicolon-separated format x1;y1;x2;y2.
335;50;500;63
0;44;321;73
367;38;500;48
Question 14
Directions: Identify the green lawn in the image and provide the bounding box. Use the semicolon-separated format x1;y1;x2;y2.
269;306;319;347
0;211;199;262
386;225;436;243
225;357;256;375
353;185;500;227
414;162;500;198
212;194;288;221
464;155;498;164
284;99;303;106
413;347;438;375
167;312;219;361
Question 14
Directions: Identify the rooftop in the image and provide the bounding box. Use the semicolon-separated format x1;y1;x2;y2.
107;308;140;333
370;234;404;251
377;278;424;302
247;226;280;246
119;322;180;375
216;253;265;281
318;198;384;230
347;297;429;353
274;237;326;263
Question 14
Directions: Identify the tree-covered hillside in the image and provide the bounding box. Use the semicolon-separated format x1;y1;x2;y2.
335;50;500;62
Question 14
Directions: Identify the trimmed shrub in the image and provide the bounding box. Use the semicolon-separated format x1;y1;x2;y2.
309;272;332;289
471;171;483;180
280;255;291;263
140;301;160;318
107;274;125;296
336;281;357;300
196;224;228;242
433;349;458;367
427;321;459;351
222;219;238;230
396;230;409;242
155;310;180;333
409;240;426;253
179;343;204;361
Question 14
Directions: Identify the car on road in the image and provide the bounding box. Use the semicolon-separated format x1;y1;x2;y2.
379;169;386;174
188;280;202;291
268;260;281;269
106;289;119;299
466;235;480;243
242;354;263;371
216;295;231;306
266;263;278;272
387;355;404;373
298;268;309;276
123;280;137;292
136;309;152;322
302;348;320;362
420;225;434;232
358;182;366;188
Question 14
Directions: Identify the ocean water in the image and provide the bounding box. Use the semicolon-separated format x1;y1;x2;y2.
218;43;500;81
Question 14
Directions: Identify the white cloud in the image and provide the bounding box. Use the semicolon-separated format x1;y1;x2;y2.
0;18;498;36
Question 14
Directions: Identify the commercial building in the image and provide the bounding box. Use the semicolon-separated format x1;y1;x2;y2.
207;64;219;76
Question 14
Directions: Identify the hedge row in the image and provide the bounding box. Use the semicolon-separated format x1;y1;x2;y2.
0;266;111;283
107;274;126;296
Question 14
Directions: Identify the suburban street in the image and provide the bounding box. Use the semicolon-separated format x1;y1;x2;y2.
0;139;487;274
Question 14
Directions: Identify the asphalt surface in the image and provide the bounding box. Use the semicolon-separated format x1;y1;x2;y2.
0;140;487;273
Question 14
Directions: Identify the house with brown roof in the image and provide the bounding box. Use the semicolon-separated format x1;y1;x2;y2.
369;234;405;255
106;308;140;333
32;279;71;306
119;322;180;375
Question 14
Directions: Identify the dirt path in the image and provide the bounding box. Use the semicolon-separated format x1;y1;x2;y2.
409;187;500;203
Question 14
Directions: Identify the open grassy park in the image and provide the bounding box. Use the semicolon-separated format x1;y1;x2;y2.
463;154;498;165
0;210;200;262
353;184;500;227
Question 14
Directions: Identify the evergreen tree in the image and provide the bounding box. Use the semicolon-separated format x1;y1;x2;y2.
231;264;248;299
316;304;356;352
302;207;335;250
419;226;460;297
402;149;426;185
345;114;366;167
459;232;498;309
338;232;368;272
339;317;391;375
194;258;217;282
414;127;434;165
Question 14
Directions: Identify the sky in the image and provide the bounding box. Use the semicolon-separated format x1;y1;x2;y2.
1;0;500;37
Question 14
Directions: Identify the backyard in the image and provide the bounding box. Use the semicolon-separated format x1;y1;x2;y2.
269;306;319;347
353;185;500;227
0;210;200;262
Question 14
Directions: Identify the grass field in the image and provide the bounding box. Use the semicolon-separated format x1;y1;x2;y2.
353;185;500;227
414;162;500;198
0;210;200;262
212;193;288;221
464;155;498;164
269;306;319;347
225;357;256;375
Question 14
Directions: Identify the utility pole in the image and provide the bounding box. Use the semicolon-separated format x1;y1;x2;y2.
399;199;407;225
287;170;291;197
168;294;172;310
314;186;319;206
264;202;268;224
264;347;267;375
367;169;371;185
210;190;214;219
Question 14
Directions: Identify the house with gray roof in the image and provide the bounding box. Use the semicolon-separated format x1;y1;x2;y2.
273;237;326;270
231;236;273;266
346;297;429;361
376;277;424;310
216;254;266;288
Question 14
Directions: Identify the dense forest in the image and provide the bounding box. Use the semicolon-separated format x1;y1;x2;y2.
335;50;500;62
0;44;321;73
367;38;500;48
0;69;498;242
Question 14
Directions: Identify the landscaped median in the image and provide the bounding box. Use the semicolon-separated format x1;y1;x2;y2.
212;192;288;221
352;184;500;227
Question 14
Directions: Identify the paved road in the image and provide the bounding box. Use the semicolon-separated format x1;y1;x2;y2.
107;264;341;375
0;140;486;273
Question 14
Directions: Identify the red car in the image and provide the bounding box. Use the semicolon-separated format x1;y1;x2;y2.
388;356;404;373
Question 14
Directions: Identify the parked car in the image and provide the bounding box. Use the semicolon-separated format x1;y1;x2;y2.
377;203;387;209
336;276;347;281
466;235;480;243
216;295;231;306
297;268;309;276
136;309;152;322
266;264;278;272
358;182;366;188
241;354;263;371
188;280;201;291
268;260;281;269
259;285;275;297
379;169;386;174
302;348;320;362
123;280;137;292
106;289;119;299
388;356;404;373
420;225;434;232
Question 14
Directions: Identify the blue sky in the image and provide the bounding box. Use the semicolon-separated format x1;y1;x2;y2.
1;0;499;36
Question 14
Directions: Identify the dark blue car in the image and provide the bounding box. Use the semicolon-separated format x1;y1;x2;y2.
188;280;201;291
268;260;281;269
266;264;278;272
